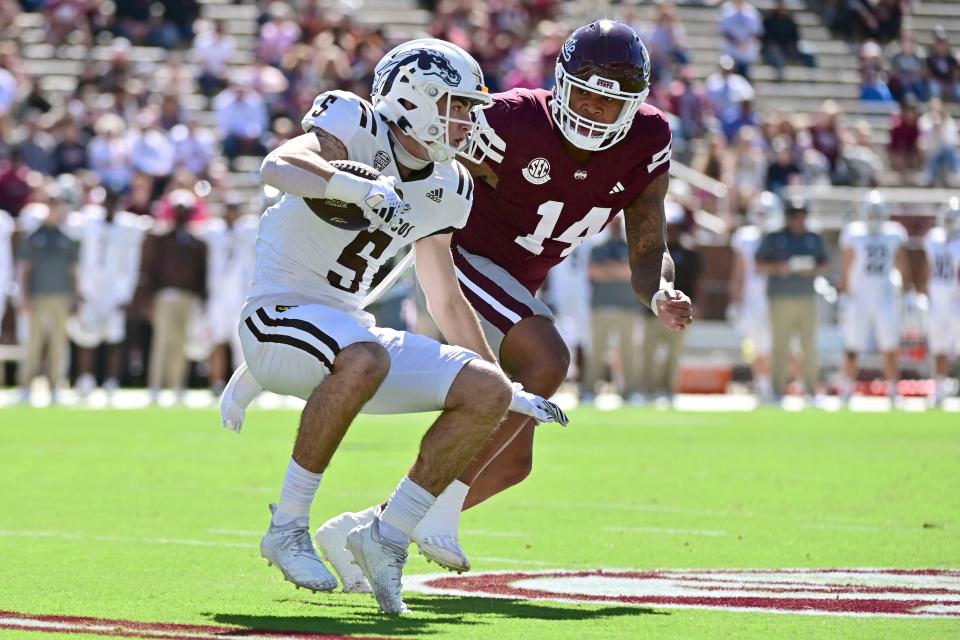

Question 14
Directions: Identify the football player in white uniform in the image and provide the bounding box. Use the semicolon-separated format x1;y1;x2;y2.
68;190;150;399
921;197;960;406
838;191;912;403
217;39;566;614
200;195;259;394
729;191;784;403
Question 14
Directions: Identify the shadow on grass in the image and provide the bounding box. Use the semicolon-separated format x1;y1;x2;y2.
209;593;664;637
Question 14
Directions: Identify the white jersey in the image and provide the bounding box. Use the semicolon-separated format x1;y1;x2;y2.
202;215;259;307
923;226;960;312
729;224;767;311
244;90;474;325
840;220;908;296
72;206;150;307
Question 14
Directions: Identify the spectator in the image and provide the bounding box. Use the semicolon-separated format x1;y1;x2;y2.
52;118;88;176
88;113;134;193
919;98;959;186
0;54;16;118
584;215;640;401
810;99;848;183
0;147;33;216
17;115;56;175
646;2;689;81
193;19;235;98
706;55;755;136
761;0;816;80
925;27;960;103
669;66;710;141
213;83;269;170
170;118;217;178
122;171;155;217
140;189;207;404
844;120;883;186
16;186;80;404
642;202;701;401
888;97;922;181
860;65;895;102
889;31;930;102
129;110;176;193
722;96;761;142
730;126;767;215
257;1;301;66
718;0;763;78
766;136;801;195
755;195;828;400
157;93;185;131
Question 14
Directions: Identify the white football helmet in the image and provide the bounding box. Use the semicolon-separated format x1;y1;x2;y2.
748;191;785;232
371;38;494;164
861;189;890;233
940;196;960;237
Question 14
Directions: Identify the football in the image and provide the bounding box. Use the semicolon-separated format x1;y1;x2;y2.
303;159;381;230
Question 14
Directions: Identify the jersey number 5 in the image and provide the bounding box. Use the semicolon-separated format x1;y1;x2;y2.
515;201;612;257
328;229;392;294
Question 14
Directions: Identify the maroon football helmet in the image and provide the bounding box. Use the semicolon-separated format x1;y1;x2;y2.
552;20;651;151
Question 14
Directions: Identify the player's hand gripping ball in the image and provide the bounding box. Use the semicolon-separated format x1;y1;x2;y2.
304;160;401;231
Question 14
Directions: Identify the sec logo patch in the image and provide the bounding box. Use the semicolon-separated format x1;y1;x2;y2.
522;157;551;185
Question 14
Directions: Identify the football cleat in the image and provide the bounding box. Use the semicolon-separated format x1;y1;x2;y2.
316;511;374;593
413;533;470;573
219;362;263;433
345;518;409;614
260;504;338;592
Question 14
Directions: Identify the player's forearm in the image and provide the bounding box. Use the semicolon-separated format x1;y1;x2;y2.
432;295;498;363
631;250;672;309
260;152;334;199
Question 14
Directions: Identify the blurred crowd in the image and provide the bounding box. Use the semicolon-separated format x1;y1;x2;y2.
0;0;958;404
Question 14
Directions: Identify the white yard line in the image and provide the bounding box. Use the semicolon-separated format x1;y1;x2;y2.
461;529;527;538
605;526;729;537
0;530;250;549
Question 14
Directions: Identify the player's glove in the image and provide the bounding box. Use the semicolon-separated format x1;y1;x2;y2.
509;383;569;426
325;171;410;229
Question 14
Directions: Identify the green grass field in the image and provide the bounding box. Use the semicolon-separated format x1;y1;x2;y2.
1;406;958;639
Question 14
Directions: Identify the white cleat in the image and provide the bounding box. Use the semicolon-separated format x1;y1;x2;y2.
316;511;373;593
260;504;338;593
219;362;263;433
413;534;470;574
345;518;409;614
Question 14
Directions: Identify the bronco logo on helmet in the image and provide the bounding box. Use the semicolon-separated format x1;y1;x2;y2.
374;49;463;96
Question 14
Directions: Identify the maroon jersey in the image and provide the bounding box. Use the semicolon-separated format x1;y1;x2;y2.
452;88;672;293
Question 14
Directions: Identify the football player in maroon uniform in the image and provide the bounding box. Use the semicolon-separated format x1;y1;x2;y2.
400;19;695;572
316;20;695;586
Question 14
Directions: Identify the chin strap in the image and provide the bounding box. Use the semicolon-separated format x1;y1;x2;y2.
388;129;432;170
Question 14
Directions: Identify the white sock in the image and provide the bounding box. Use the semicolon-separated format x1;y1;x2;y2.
274;458;322;526
379;476;436;545
935;377;945;398
413;480;469;539
887;380;898;398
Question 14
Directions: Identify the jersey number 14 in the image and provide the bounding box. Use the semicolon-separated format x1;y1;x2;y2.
515;201;612;257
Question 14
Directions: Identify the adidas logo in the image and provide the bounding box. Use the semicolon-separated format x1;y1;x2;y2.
609;182;625;195
427;188;443;203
